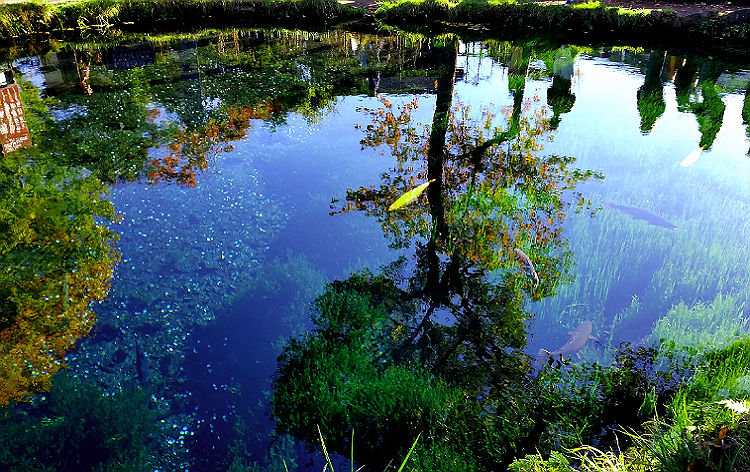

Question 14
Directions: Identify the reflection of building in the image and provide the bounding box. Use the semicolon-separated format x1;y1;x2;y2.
40;51;80;94
0;75;32;155
104;43;156;70
369;75;438;94
169;40;208;123
0;69;14;87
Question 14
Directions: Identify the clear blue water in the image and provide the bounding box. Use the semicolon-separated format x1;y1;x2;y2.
1;32;749;470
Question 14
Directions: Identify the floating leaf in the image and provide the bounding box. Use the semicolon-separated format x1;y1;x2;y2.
388;179;435;211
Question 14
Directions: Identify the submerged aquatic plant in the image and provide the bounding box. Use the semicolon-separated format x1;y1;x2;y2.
0;375;156;471
650;294;749;352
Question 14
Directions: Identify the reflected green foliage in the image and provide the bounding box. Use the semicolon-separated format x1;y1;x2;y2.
16;32;369;186
672;57;728;150
275;38;604;470
674;58;699;111
0;148;117;404
35;75;157;183
547;75;575;131
274;277;704;470
546;47;576;130
273;271;477;468
273;270;562;469
0;375;155;471
689;81;726;150
636;51;665;133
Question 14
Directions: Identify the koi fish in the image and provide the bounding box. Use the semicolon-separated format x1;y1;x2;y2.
605;201;677;230
135;340;149;387
538;321;597;361
514;248;540;286
388;179;435;211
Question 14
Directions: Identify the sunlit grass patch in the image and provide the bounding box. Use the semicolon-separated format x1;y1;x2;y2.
570;1;603;10
0;1;55;37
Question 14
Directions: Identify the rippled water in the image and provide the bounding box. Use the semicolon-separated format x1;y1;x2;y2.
0;31;748;470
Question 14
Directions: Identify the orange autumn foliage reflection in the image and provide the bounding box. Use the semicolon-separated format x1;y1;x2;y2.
148;100;285;187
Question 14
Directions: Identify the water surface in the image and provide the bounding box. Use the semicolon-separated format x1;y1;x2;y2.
0;32;748;470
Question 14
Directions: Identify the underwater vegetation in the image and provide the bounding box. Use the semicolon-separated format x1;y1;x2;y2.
650;294;749;352
0;375;156;471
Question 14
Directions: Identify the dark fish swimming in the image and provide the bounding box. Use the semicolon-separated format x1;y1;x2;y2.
605;201;678;230
134;340;149;387
538;320;597;362
514;248;540;286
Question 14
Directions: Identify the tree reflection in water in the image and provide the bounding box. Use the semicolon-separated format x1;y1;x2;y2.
0;153;118;404
273;37;603;469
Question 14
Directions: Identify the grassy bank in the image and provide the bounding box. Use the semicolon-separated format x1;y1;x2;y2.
0;0;364;38
3;0;750;45
375;0;750;48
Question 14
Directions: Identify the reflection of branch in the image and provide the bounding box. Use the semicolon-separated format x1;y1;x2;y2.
402;299;438;348
453;131;510;164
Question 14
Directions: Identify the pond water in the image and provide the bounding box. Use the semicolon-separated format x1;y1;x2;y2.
0;31;748;471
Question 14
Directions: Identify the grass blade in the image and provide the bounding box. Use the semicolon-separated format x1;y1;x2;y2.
396;433;421;472
318;425;335;472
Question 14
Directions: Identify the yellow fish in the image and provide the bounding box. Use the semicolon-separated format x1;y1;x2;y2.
388;179;435;211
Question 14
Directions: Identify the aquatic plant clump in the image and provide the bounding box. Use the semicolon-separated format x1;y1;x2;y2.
0;375;156;471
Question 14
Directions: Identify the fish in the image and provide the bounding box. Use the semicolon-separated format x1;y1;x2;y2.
388;179;435;211
538;321;597;361
605;201;677;230
514;248;540;286
134;340;149;387
680;146;705;167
